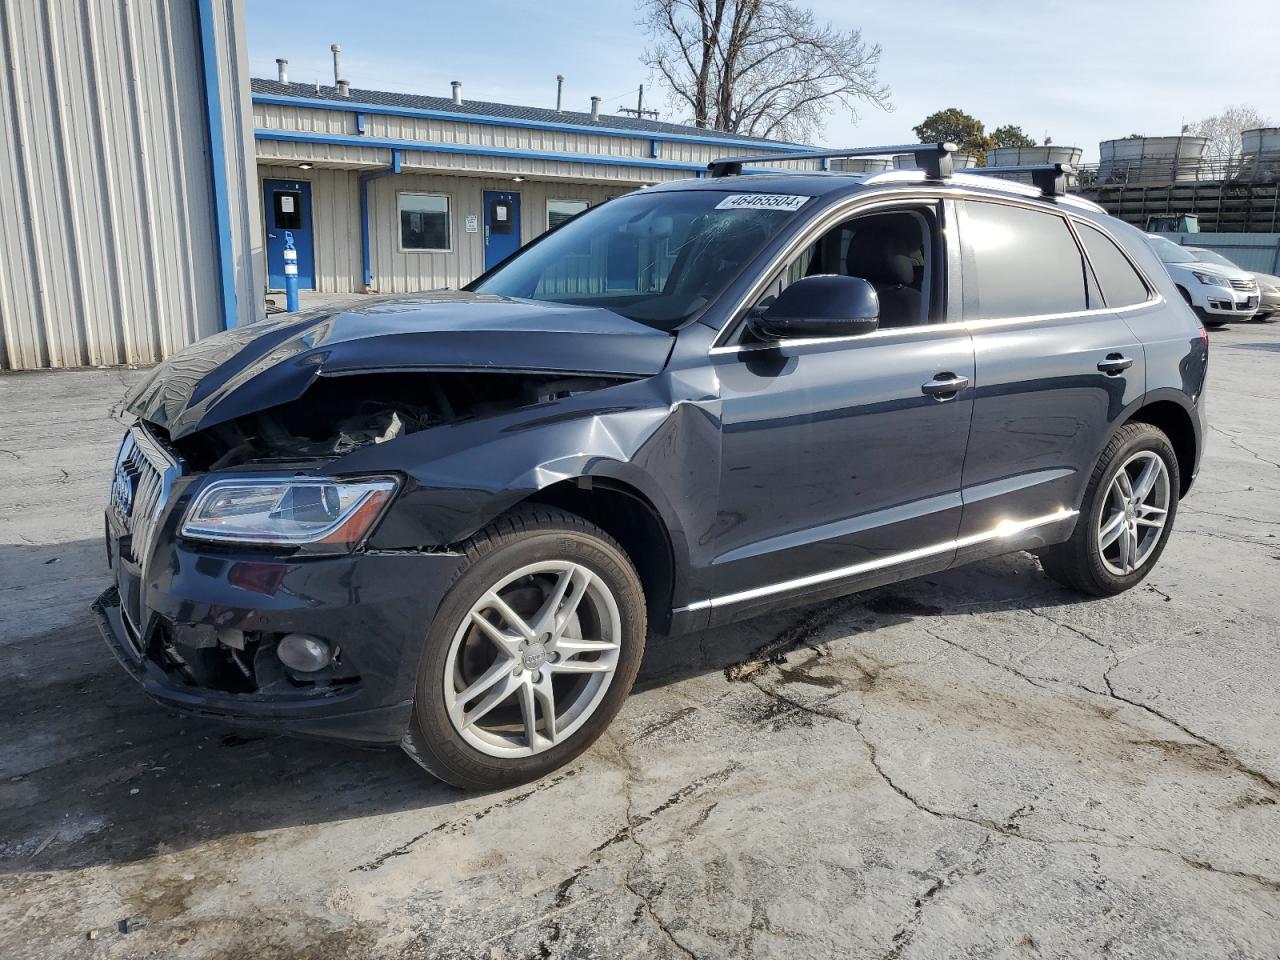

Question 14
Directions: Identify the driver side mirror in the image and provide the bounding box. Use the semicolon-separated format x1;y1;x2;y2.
749;274;879;341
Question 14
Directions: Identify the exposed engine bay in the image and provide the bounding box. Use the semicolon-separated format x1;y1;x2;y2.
168;371;629;470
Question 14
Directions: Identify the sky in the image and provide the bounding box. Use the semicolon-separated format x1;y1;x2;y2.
245;0;1279;163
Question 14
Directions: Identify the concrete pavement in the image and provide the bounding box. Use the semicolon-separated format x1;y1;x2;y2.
2;321;1279;959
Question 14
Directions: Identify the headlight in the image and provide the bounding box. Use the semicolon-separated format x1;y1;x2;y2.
1191;271;1227;287
181;477;398;549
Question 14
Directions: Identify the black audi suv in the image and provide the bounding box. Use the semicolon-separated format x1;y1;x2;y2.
95;145;1208;789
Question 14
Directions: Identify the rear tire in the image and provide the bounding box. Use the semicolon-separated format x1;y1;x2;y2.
401;507;646;790
1037;423;1180;597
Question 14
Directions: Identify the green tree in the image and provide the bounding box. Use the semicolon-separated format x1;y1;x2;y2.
991;124;1036;149
913;108;992;162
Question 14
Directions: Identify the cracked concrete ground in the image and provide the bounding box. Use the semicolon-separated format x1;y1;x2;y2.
3;322;1280;959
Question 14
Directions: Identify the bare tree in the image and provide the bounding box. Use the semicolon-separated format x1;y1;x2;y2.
639;0;890;143
1190;105;1272;158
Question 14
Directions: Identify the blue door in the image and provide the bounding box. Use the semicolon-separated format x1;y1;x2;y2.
264;179;315;289
484;191;522;271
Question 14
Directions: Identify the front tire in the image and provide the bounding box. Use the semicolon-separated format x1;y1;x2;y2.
1038;423;1180;597
402;507;646;790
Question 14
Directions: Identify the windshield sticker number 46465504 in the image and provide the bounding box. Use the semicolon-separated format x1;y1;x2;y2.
715;194;811;212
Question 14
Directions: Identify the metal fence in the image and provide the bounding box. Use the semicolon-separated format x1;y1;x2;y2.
1075;155;1280;188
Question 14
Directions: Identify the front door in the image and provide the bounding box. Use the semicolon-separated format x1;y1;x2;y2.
263;179;315;290
484;191;521;271
704;203;975;621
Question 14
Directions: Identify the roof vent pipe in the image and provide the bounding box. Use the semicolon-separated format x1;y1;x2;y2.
590;96;601;121
276;58;288;83
556;75;565;112
330;44;341;87
336;79;350;98
451;81;462;105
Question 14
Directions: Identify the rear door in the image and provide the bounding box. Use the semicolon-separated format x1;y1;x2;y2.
955;199;1146;552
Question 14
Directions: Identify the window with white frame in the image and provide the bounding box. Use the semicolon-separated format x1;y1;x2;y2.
547;199;589;230
398;193;450;251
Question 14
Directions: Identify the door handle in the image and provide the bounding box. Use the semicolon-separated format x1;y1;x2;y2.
922;373;969;399
1097;353;1134;375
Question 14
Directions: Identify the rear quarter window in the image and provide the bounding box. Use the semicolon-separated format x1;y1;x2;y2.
963;201;1088;319
1077;223;1150;308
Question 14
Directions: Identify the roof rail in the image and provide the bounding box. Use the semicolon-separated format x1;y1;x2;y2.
707;142;958;181
968;163;1076;198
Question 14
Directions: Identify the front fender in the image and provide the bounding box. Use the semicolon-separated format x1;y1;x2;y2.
333;380;717;564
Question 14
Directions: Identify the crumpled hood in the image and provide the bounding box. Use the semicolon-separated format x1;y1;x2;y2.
124;292;674;439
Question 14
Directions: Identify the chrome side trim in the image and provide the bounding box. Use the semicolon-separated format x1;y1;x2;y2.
675;508;1078;613
708;297;1164;356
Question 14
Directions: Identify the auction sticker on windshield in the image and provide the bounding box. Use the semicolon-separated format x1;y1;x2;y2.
715;194;810;212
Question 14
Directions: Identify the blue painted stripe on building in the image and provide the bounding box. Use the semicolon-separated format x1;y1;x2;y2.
251;92;814;155
255;128;788;176
196;0;239;331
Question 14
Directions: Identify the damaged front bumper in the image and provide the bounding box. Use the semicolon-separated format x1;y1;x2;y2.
93;533;466;744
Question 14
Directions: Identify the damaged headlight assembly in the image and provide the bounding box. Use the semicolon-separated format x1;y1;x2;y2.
181;476;398;551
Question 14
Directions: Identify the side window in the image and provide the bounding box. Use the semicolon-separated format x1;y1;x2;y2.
1076;223;1150;308
749;205;938;330
962;202;1088;319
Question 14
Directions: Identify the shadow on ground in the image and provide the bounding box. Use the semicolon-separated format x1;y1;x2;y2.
0;536;1085;875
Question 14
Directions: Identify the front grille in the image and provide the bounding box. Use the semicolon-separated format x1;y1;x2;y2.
110;424;178;569
1230;278;1257;292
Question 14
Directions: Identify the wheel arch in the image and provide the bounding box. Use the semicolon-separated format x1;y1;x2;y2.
519;475;685;635
1121;396;1199;497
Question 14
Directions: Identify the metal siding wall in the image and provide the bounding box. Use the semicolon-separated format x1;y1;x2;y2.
0;0;259;370
255;104;814;176
258;165;362;294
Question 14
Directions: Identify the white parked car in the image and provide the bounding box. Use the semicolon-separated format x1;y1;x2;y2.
1185;246;1280;322
1152;232;1259;327
1146;234;1259;326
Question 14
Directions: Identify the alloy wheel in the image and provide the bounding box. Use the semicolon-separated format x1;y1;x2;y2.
1097;450;1171;577
442;561;622;758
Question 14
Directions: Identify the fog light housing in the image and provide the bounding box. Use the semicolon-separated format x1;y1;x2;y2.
277;634;332;673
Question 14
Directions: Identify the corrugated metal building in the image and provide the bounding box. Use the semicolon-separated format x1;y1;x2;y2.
0;0;263;371
250;79;817;295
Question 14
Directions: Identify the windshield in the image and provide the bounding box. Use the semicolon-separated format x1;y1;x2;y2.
1146;235;1198;264
472;190;805;330
1186;248;1237;269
